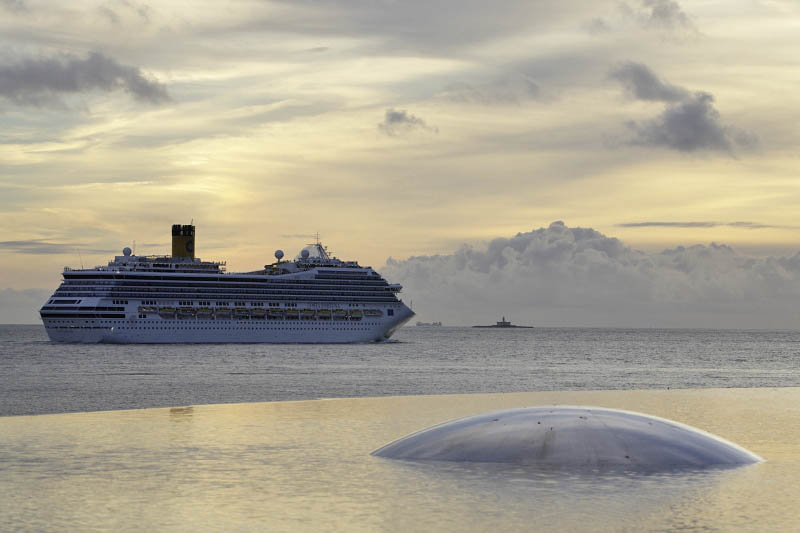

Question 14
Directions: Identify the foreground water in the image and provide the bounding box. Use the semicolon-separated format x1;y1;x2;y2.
1;325;799;416
2;388;800;531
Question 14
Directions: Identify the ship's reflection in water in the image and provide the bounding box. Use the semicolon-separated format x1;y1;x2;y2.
1;389;799;531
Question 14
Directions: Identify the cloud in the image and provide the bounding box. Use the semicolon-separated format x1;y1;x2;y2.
625;92;757;152
440;75;540;105
378;108;438;136
619;221;798;229
0;288;50;324
0;239;114;255
382;221;800;328
609;62;689;102
583;17;611;35
0;51;170;107
0;0;26;12
610;63;757;153
621;0;694;30
641;0;692;29
618;221;717;228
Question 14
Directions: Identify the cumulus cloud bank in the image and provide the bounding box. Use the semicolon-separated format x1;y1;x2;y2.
0;51;170;107
611;62;756;152
382;222;800;328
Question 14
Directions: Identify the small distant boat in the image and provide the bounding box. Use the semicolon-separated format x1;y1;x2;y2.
416;321;442;327
472;316;532;329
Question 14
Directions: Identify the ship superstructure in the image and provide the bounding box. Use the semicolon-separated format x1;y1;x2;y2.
40;224;414;343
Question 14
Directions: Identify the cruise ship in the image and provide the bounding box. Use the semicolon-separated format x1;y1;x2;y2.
40;224;414;343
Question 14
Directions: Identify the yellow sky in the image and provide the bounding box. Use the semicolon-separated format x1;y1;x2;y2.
1;0;800;292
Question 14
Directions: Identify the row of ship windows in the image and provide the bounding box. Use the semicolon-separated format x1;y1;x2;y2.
54;294;398;302
47;321;378;331
62;286;391;295
145;301;362;307
59;286;394;293
62;278;389;287
118;327;374;331
46;320;384;325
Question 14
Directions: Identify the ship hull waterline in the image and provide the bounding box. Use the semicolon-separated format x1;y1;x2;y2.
43;307;414;344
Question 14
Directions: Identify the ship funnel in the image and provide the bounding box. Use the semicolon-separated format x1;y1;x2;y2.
171;224;195;260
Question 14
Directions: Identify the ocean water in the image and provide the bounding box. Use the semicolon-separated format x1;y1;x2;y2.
3;389;800;531
1;324;799;417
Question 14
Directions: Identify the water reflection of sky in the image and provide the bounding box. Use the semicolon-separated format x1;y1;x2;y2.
1;388;799;531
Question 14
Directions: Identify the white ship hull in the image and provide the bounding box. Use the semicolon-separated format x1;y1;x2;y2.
43;308;414;344
40;224;413;344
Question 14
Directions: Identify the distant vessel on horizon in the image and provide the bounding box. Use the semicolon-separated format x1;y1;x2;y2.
472;316;533;329
416;321;443;327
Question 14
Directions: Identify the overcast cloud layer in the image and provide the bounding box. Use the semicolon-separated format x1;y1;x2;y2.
1;1;800;326
384;222;800;329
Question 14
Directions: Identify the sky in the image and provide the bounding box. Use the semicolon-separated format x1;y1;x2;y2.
2;0;800;326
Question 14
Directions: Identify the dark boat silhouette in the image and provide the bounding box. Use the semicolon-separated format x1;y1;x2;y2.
472;316;533;328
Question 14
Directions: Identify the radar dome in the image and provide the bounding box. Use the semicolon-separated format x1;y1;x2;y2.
301;249;310;259
122;247;132;256
275;250;284;261
373;406;762;469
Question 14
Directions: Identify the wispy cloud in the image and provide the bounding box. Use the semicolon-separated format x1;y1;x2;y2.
0;51;170;107
610;62;688;102
0;239;114;255
440;75;540;105
617;221;798;229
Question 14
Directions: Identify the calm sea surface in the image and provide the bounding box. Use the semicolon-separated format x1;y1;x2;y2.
2;324;799;417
